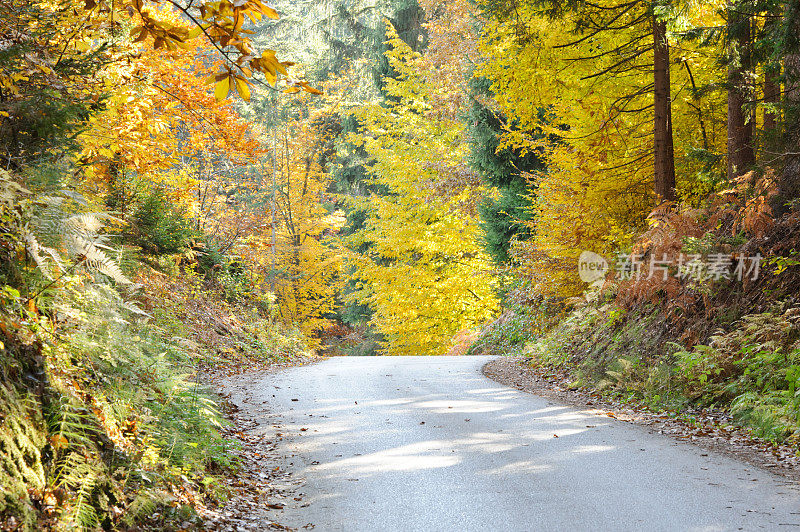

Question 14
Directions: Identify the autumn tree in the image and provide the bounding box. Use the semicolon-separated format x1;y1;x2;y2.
778;0;800;207
345;23;499;355
727;0;756;180
246;117;344;340
0;0;110;167
474;0;732;294
76;7;266;257
652;0;676;201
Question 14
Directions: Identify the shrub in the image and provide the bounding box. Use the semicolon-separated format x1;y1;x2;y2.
129;191;194;254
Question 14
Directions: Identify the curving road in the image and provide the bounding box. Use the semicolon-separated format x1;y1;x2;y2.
225;356;800;531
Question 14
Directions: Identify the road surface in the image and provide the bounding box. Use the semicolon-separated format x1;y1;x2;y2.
224;356;800;531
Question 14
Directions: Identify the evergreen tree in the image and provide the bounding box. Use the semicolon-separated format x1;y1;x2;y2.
466;77;543;264
372;0;427;96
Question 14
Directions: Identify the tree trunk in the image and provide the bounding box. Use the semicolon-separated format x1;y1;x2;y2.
653;15;676;202
776;0;800;211
778;52;800;208
727;2;755;180
763;67;780;135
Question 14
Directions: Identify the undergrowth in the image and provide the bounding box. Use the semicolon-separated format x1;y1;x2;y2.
523;301;800;444
0;170;311;529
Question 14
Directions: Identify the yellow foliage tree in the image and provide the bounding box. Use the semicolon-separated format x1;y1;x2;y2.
78;9;263;233
250;118;343;341
476;0;728;296
345;22;500;356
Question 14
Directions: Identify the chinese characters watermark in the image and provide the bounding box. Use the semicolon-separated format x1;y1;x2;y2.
578;251;762;282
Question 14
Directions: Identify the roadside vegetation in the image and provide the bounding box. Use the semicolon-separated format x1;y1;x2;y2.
0;170;311;529
475;191;800;445
0;1;317;528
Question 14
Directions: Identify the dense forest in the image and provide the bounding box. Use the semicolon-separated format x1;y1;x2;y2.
2;0;800;528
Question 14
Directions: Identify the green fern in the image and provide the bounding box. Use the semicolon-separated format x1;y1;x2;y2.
56;453;101;531
47;398;98;450
10;181;131;285
123;491;159;526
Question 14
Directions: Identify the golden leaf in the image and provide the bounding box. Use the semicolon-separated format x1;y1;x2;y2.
187;26;204;39
235;77;250;100
215;76;231;100
50;434;68;449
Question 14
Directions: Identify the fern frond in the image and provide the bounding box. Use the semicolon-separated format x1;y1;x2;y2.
65;213;104;233
59;189;89;206
48;399;98;450
63;212;125;233
119;299;152;317
123;491;159;526
56;453;101;531
20;227;64;279
68;235;130;285
21;230;50;278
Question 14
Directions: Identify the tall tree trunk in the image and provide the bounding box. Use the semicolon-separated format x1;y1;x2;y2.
775;0;800;212
763;66;780;135
653;15;676;202
778;52;800;207
727;2;755;180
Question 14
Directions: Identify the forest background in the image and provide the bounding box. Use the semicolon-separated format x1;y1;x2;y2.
3;0;800;528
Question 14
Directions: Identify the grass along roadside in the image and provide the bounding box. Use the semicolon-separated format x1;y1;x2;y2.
473;195;800;472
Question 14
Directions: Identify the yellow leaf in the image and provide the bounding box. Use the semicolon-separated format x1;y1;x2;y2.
299;82;323;95
235;77;250;100
215;76;230;100
187;26;204;39
263;69;277;86
252;0;279;19
133;27;148;43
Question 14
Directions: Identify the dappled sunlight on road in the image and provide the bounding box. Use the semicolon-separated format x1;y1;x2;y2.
481;460;554;476
571;444;616;454
315;440;462;475
234;356;800;531
276;374;613;483
413;399;506;413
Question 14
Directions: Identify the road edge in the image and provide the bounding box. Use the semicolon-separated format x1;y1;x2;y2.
483;355;800;484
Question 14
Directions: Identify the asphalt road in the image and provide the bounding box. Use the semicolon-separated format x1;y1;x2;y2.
226;356;800;531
